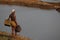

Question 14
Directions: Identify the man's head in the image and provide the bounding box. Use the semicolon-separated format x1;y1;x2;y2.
11;9;15;15
12;9;15;12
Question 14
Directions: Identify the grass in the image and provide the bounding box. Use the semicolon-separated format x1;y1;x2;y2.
0;31;31;40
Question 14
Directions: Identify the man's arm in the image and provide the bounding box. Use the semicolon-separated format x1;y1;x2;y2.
14;15;18;25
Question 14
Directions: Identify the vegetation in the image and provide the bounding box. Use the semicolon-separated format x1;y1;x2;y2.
0;31;31;40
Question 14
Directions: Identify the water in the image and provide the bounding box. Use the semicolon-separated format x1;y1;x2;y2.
40;0;60;2
0;4;60;40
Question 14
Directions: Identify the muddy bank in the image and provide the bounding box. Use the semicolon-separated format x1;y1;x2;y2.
0;31;31;40
0;0;60;9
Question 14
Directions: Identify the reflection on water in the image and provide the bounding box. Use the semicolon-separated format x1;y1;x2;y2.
0;4;60;40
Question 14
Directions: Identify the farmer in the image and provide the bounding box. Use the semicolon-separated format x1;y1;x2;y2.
8;9;17;36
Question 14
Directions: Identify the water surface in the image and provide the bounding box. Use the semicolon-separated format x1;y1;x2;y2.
0;4;60;40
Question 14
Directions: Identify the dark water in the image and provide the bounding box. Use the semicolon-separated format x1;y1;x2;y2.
0;5;60;40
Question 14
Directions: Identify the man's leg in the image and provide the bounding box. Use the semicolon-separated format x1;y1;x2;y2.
15;31;17;36
15;27;17;36
12;27;15;36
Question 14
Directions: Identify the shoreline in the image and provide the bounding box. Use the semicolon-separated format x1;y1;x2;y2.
0;0;60;9
0;31;31;40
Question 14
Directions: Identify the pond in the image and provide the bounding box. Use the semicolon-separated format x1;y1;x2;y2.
0;4;60;40
41;0;60;2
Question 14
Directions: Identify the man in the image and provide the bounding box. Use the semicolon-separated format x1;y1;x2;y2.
8;9;17;36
